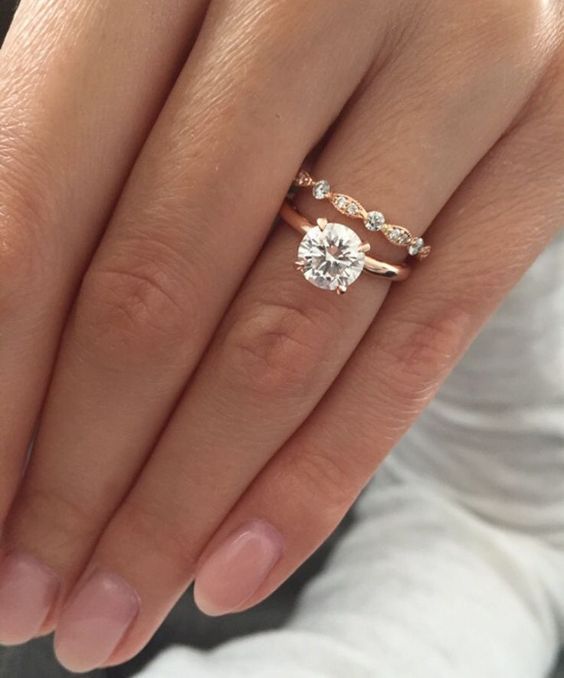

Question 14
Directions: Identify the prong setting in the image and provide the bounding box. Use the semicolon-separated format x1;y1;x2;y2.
297;222;365;292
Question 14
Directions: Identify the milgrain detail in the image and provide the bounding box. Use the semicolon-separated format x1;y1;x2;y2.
293;169;431;259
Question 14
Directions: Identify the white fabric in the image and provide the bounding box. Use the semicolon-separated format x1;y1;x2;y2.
136;233;564;678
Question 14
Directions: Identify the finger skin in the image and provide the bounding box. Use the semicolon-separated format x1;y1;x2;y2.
0;0;206;523
0;0;209;644
3;0;384;658
192;56;564;616
51;0;560;670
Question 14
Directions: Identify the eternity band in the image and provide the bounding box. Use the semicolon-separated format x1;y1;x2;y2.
293;169;430;260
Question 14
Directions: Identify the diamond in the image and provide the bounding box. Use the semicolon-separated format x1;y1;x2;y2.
408;237;425;256
332;194;363;218
297;222;365;292
336;196;348;210
365;211;385;231
312;180;330;200
387;226;411;245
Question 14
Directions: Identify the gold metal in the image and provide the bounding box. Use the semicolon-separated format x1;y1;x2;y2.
293;169;431;260
280;201;410;283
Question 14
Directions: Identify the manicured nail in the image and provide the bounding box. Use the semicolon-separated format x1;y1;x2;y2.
55;570;139;673
195;520;284;616
0;551;60;645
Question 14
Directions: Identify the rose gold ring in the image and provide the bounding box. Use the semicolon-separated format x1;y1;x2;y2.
279;201;410;294
293;169;431;260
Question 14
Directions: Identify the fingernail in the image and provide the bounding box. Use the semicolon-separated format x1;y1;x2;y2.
195;519;284;616
0;551;60;645
55;570;139;673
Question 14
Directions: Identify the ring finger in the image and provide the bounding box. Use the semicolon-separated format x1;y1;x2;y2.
53;2;550;669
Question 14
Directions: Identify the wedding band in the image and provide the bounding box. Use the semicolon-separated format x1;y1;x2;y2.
293;169;431;260
280;201;410;294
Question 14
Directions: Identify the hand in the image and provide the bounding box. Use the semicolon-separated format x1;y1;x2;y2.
0;0;562;672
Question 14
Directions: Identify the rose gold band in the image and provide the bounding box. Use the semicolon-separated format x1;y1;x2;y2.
280;201;411;282
293;169;430;260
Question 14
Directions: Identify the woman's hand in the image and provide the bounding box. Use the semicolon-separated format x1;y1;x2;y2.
0;0;562;672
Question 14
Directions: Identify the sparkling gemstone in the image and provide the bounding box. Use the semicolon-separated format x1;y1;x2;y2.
365;210;385;231
298;222;365;291
408;237;425;256
387;227;411;245
312;180;331;200
333;194;362;217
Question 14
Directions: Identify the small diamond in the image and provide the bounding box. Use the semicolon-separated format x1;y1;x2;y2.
365;211;385;232
408;237;425;256
298;222;365;292
332;194;362;217
387;227;411;245
312;180;330;200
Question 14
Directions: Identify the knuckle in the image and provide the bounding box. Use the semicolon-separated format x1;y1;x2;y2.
113;497;197;575
376;306;473;408
286;446;359;519
9;484;98;553
423;0;552;70
75;252;198;369
471;0;549;53
224;299;335;396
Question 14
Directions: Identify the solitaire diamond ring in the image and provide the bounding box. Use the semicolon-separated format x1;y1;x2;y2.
279;201;410;294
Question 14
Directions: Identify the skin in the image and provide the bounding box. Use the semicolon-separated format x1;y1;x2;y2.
0;0;563;671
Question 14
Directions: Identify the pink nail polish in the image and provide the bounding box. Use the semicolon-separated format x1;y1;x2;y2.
54;570;139;673
195;520;284;616
0;551;60;645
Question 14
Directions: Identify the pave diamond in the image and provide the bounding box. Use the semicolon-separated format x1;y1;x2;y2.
312;180;331;200
408;237;425;256
331;194;364;218
297;222;365;292
365;211;385;231
386;226;412;245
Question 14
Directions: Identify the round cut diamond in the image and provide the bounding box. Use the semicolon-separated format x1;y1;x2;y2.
365;210;385;231
408;237;425;256
312;180;331;200
298;222;365;292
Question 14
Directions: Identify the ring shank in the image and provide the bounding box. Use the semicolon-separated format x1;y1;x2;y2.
280;201;411;282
